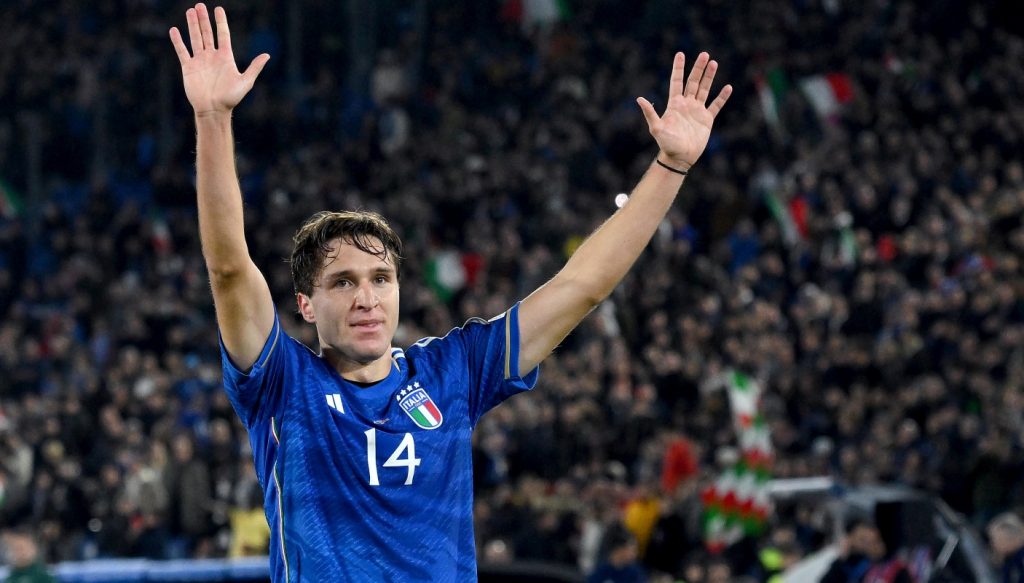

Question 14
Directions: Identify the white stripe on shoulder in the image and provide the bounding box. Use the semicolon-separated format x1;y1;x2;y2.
487;312;507;323
412;336;440;348
413;316;497;349
391;347;406;359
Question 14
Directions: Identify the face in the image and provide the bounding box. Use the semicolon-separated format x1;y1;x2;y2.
3;534;36;568
989;526;1023;559
297;238;400;373
609;540;638;566
706;563;731;583
172;435;193;462
850;524;886;560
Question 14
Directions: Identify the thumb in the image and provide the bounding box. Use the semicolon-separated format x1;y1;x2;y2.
242;53;271;86
636;97;660;130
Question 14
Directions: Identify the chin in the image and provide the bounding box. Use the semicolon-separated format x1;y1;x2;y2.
349;343;391;364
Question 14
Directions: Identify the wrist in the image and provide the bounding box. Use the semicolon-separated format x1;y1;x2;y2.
194;109;233;122
654;155;691;176
656;153;692;171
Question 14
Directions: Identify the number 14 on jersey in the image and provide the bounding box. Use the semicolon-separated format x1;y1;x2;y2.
364;429;421;486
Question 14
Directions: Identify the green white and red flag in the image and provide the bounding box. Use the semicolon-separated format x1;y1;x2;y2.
702;370;774;552
764;191;806;247
799;72;854;120
0;179;24;219
398;383;444;430
756;67;788;133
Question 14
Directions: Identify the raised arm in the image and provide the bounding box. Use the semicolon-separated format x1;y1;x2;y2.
518;52;732;372
169;3;273;370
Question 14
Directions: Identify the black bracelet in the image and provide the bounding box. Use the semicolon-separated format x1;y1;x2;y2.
656;159;689;176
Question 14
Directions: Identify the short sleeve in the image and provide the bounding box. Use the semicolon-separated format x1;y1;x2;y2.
462;302;540;424
220;312;288;427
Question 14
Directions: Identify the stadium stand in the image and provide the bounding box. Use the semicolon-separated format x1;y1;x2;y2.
2;0;1024;580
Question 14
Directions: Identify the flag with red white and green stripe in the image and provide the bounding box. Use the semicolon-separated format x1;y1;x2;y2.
702;370;774;553
799;72;854;121
756;67;789;133
398;385;444;430
0;179;24;219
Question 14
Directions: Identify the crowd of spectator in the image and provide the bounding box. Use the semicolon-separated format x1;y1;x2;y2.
2;0;1024;580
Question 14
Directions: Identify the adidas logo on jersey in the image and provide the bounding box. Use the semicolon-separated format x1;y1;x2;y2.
325;393;345;414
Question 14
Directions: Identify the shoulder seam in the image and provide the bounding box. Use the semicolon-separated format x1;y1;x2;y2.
257;320;283;368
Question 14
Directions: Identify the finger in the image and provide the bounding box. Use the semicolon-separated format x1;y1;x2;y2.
169;27;192;65
214;6;231;51
185;7;204;52
684;52;710;99
707;84;734;118
668;52;685;98
196;3;216;52
242;54;272;86
696;60;718;104
636;97;660;129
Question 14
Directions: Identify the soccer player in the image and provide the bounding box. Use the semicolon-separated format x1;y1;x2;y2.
168;4;731;581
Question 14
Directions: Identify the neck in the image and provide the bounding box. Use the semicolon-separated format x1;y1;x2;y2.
322;348;394;383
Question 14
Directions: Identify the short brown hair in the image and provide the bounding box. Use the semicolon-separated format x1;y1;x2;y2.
290;211;403;296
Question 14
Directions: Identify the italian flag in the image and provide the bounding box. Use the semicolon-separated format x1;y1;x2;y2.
425;249;467;303
756;67;788;133
764;191;806;247
702;371;774;553
0;179;24;219
407;399;442;429
799;72;854;120
149;210;173;255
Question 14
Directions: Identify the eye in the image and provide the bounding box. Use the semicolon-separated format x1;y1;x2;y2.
375;275;389;284
334;279;352;288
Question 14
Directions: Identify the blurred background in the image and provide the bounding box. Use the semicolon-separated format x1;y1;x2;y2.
2;0;1024;581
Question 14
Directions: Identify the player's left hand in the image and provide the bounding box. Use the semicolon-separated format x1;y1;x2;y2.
637;52;732;171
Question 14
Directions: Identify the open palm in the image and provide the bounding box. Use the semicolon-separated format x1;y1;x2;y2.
169;3;270;116
638;52;732;170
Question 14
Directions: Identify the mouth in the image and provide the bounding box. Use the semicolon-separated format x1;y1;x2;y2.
351;320;384;331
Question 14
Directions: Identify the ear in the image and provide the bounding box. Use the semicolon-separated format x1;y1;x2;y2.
296;293;316;324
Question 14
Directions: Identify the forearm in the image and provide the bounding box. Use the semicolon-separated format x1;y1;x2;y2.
556;157;685;303
194;110;274;368
195;112;250;274
517;157;685;370
518;51;729;371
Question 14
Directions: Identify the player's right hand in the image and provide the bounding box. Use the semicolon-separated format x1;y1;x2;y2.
169;3;270;116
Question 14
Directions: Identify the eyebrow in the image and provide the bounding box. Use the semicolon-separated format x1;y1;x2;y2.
325;267;396;280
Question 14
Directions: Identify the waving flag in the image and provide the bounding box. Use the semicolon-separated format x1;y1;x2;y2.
800;73;854;120
756;68;789;133
0;179;24;219
702;370;774;553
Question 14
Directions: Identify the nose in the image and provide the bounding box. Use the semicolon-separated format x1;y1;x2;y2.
353;281;380;309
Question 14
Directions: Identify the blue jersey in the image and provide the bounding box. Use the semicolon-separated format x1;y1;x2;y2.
220;302;539;582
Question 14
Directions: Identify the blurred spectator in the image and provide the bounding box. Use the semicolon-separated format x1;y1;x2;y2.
587;523;646;583
988;512;1024;583
163;432;212;557
623;482;660;560
704;556;732;583
1;529;56;583
820;520;912;583
227;463;270;559
0;0;1022;576
758;528;804;583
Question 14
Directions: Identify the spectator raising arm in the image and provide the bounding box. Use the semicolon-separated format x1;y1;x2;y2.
518;51;732;373
169;3;272;370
